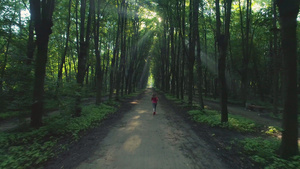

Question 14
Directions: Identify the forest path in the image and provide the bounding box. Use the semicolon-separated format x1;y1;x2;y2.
45;88;228;169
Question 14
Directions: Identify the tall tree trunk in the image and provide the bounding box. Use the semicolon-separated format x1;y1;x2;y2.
30;0;55;128
216;0;232;123
170;20;176;95
277;0;299;159
176;2;181;99
128;3;139;94
115;0;125;100
109;1;121;100
240;0;252;106
26;17;35;65
200;0;208;98
75;0;93;116
195;0;204;109
120;2;127;97
161;21;167;91
188;0;196;106
57;0;72;87
75;0;80;55
165;19;170;92
104;47;110;93
180;0;186;100
94;0;102;105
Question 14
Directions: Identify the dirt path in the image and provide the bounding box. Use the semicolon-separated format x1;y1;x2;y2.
45;89;229;169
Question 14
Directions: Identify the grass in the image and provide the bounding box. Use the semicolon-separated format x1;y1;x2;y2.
188;109;259;133
240;137;300;169
0;111;25;121
0;102;117;169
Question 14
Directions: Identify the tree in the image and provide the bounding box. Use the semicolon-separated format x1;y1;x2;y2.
195;0;204;109
75;0;93;116
180;0;186;100
127;0;139;95
188;0;196;106
216;0;233;123
239;0;252;106
271;0;280;114
116;0;127;100
109;0;121;100
277;0;299;159
93;0;103;105
30;0;55;128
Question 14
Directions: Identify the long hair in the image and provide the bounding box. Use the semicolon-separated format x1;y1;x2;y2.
152;93;156;98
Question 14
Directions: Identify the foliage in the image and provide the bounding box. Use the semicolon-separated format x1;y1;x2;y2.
188;109;259;133
0;103;117;169
0;111;22;121
165;93;180;102
240;137;300;169
266;155;300;169
264;126;282;136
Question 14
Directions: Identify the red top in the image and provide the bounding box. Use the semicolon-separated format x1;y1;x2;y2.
151;97;158;103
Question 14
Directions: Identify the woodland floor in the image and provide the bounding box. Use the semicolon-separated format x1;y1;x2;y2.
2;89;299;168
44;89;257;169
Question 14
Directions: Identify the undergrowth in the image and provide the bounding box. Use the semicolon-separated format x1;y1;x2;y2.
240;137;300;169
0;111;24;121
0;102;117;169
188;109;259;133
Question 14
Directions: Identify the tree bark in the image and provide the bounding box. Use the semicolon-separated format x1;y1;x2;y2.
272;0;279;114
180;0;186;100
109;1;121;100
188;0;196;106
170;19;176;95
216;0;232;123
195;0;204;109
26;18;35;65
30;0;55;128
116;0;127;100
239;0;252;106
94;0;102;105
277;0;299;158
